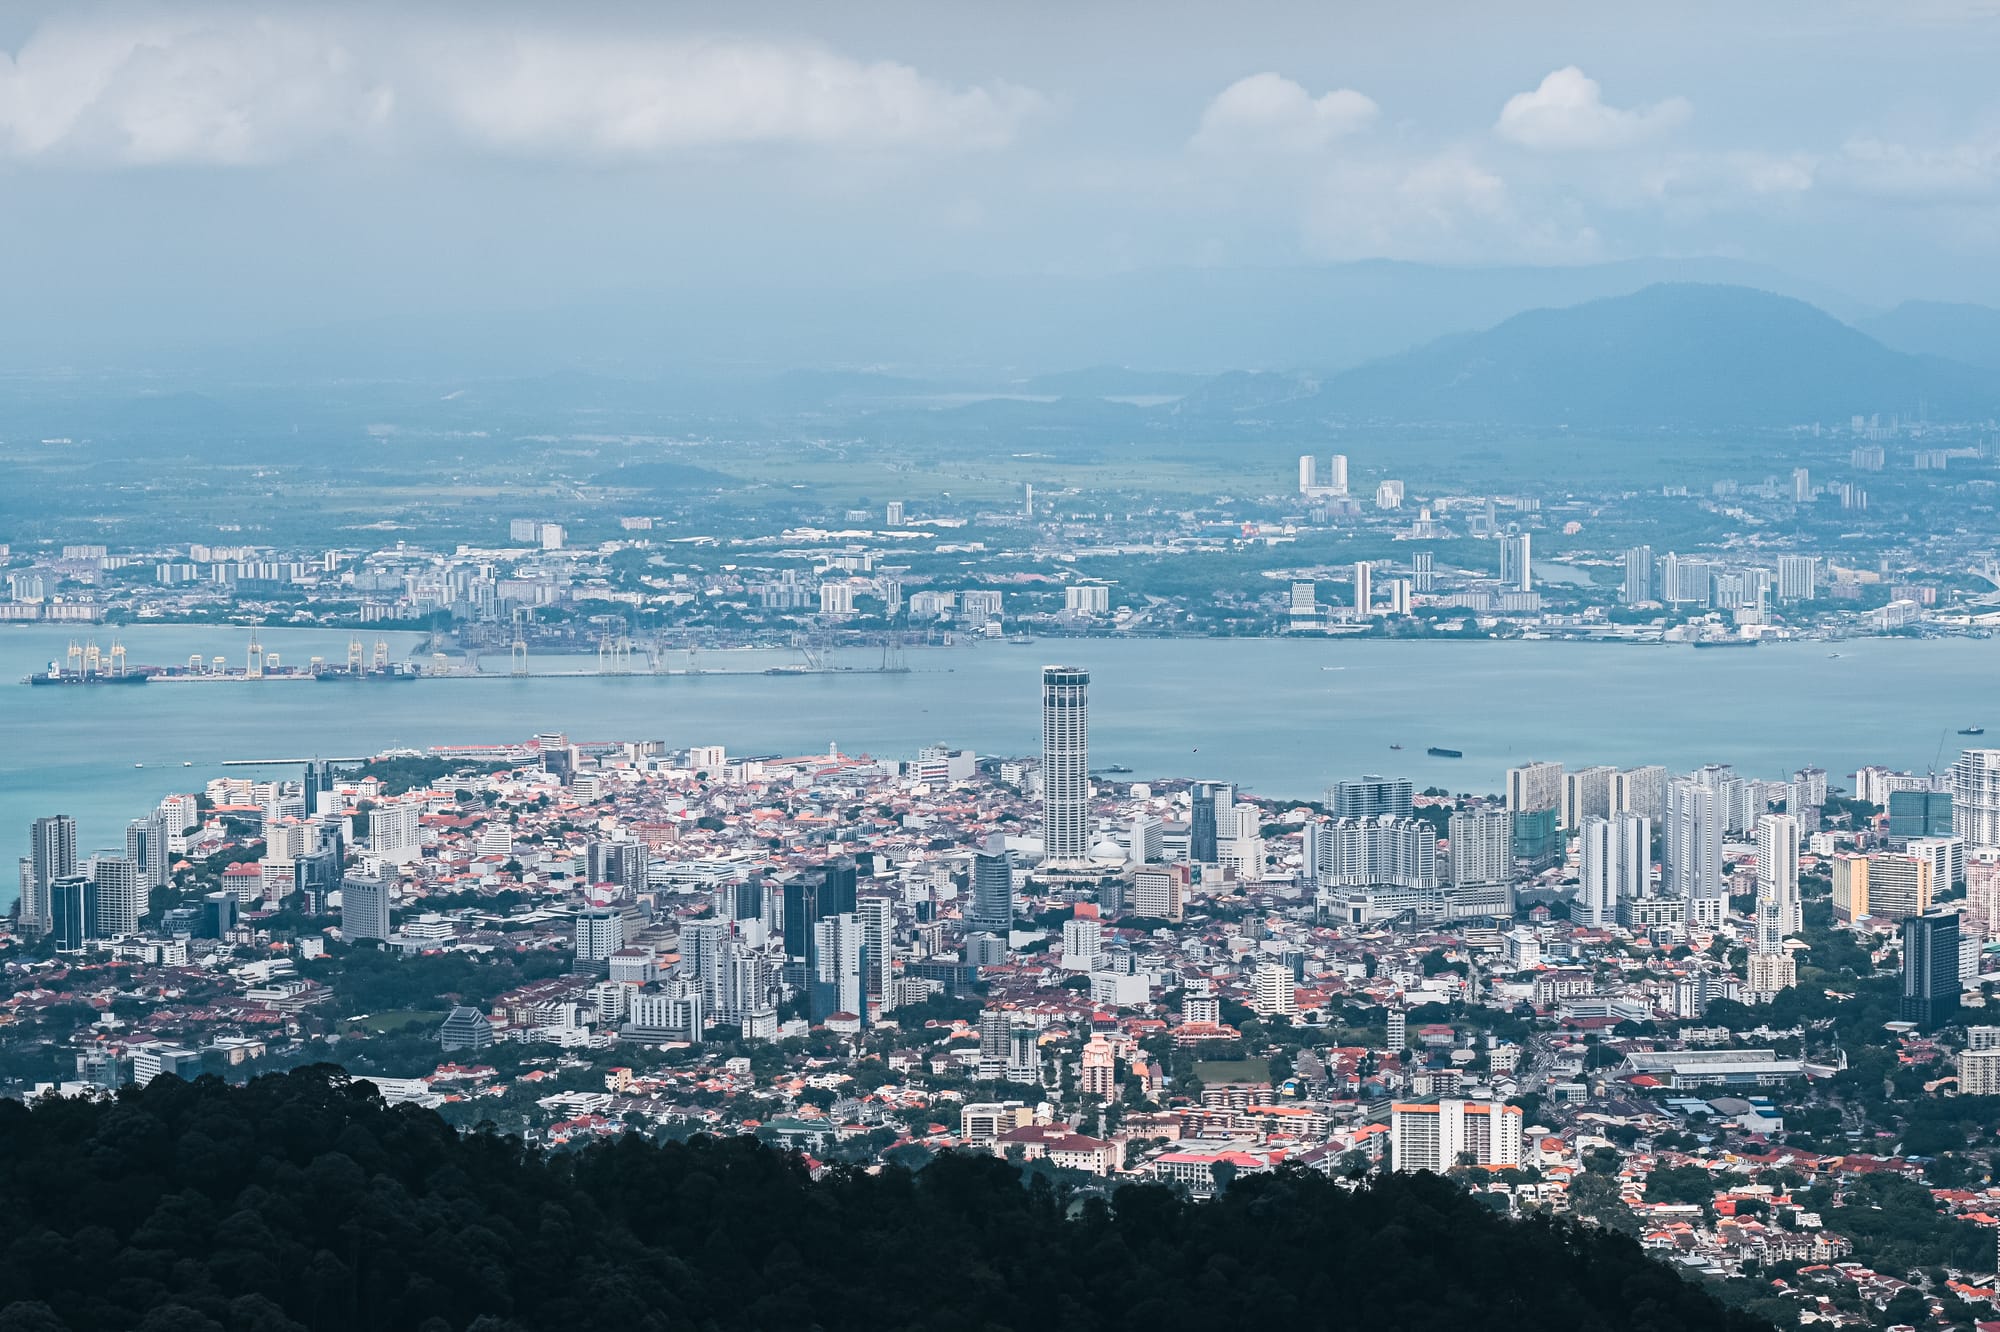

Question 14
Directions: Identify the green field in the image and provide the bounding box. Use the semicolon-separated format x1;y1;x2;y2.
1194;1057;1273;1086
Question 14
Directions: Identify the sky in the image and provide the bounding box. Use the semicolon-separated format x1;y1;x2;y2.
2;0;1999;361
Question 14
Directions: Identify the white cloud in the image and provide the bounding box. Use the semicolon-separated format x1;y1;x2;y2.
1191;73;1377;154
1303;151;1597;263
0;10;1043;166
1494;66;1690;151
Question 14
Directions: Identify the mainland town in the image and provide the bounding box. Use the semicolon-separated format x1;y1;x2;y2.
10;663;2000;1329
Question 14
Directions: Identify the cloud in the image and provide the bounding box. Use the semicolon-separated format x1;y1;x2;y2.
1826;133;2000;200
1494;66;1690;151
0;10;1043;166
1191;73;1377;154
1303;151;1598;263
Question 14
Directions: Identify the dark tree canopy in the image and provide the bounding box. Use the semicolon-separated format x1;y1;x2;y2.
0;1067;1770;1332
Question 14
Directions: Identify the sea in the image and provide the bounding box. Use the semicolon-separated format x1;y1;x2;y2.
4;623;1994;908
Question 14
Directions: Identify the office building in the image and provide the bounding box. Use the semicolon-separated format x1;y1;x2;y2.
89;853;142;937
340;870;393;943
1041;666;1091;865
1560;766;1617;831
1578;814;1649;929
1390;1100;1523;1173
1190;780;1232;864
49;874;96;952
1665;780;1724;926
1130;864;1188;923
575;908;624;964
439;1007;494;1053
970;837;1015;936
1755;814;1802;935
1890;789;1954;841
1128;814;1164;865
1330;775;1414;820
1622;545;1654;604
1901;911;1961;1027
1506;761;1562;815
1499;533;1532;592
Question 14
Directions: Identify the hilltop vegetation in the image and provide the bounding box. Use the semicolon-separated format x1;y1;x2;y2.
0;1066;1766;1332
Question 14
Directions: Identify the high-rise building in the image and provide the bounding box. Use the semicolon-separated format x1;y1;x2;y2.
1080;1034;1117;1102
1190;780;1231;864
1447;809;1514;888
370;798;423;865
811;912;866;1024
1328;454;1349;496
1953;750;2000;848
858;894;896;1014
1578;814;1649;929
1560;766;1617;830
1506;761;1562;815
1622;545;1654;604
1665;779;1724;926
1251;960;1297;1016
89;853;142;937
1390;1100;1523;1173
1611;765;1667;823
1041;666;1091;865
1298;454;1317;493
25;814;77;936
1901;911;1961;1027
1330;775;1415;820
340;870;393;943
1499;533;1532;592
575;908;624;963
1412;551;1435;594
125;813;170;890
49;874;96;952
1889;790;1954;840
1755;814;1802;935
1776;555;1819;602
1352;561;1372;617
1128;814;1164;865
1130;864;1188;923
970;836;1015;936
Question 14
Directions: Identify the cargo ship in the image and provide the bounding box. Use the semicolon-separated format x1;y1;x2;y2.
1690;636;1758;649
313;664;421;682
26;665;150;686
1427;746;1462;758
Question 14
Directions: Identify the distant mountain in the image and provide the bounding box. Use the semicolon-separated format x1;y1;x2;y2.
10;257;1866;381
1859;300;2000;371
1271;284;2000;427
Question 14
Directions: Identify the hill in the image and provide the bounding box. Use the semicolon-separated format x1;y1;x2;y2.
0;1066;1770;1332
1859;299;2000;372
1277;283;2000;427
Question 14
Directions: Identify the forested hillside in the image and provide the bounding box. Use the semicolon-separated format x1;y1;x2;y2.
0;1067;1767;1332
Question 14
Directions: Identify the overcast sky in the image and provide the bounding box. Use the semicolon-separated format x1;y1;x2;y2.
3;0;1999;347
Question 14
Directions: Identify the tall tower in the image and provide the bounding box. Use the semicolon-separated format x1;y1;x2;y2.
1352;561;1372;618
26;815;77;935
1756;813;1802;935
1666;779;1725;928
1041;665;1091;865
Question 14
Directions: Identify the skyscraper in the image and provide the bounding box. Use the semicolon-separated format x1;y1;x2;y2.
49;874;96;952
89;853;142;937
1901;911;1961;1027
1952;749;2000;849
858;894;896;1014
1578;813;1649;928
1041;665;1091;865
575;908;624;963
1412;551;1435;594
1755;813;1802;935
970;835;1015;936
1352;561;1372;617
26;814;76;936
811;912;866;1023
1328;454;1349;496
1623;545;1654;604
1190;781;1231;864
1298;454;1317;493
1613;765;1668;823
1665;779;1724;927
1560;766;1617;830
1447;808;1514;887
1499;533;1532;592
340;870;393;943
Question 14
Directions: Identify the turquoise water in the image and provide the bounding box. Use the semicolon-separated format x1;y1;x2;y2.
5;624;1994;906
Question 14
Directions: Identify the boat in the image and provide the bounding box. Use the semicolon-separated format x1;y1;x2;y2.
26;665;150;686
1691;637;1758;649
1827;652;1842;658
1007;633;1035;645
1103;764;1132;774
133;763;144;769
1427;746;1463;759
1389;744;1403;751
1961;726;1986;736
182;761;193;767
